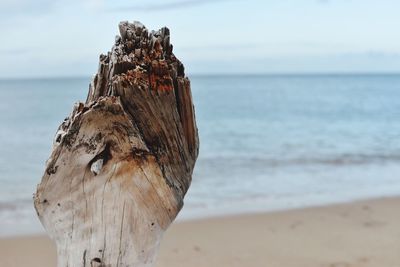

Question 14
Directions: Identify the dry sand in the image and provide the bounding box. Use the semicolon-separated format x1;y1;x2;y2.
1;197;399;267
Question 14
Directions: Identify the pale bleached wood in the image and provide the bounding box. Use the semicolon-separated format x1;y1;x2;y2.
34;21;199;267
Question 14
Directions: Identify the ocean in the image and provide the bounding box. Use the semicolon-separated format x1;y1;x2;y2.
1;74;400;236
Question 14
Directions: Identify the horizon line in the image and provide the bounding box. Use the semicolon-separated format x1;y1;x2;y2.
1;72;400;81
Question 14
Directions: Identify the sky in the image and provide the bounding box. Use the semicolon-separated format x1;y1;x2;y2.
0;0;400;78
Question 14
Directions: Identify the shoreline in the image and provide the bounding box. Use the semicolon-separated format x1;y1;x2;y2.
1;196;400;267
178;193;400;222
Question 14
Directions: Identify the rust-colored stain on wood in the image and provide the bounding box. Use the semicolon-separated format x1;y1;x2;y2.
34;21;198;267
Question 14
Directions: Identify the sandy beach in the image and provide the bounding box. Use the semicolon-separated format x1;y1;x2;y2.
1;197;399;267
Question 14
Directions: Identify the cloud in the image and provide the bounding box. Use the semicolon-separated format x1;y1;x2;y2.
0;48;31;55
0;0;102;17
0;0;56;16
110;0;236;12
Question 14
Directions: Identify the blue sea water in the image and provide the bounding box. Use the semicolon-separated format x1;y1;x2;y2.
1;74;400;236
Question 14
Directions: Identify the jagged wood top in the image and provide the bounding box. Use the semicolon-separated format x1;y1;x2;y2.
50;20;198;203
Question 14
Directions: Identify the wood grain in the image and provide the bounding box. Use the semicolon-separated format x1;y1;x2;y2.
34;21;199;267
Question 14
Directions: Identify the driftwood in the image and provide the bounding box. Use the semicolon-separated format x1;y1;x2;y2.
34;21;199;267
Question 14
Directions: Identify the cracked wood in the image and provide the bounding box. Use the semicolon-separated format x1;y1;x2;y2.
34;20;199;267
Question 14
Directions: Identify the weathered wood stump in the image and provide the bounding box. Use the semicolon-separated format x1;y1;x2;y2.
34;21;199;267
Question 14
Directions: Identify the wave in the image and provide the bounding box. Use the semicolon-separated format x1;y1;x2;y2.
0;199;33;212
197;152;400;168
